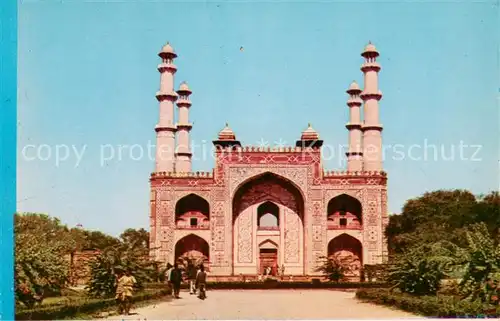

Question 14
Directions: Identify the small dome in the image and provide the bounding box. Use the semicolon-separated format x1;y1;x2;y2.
362;41;379;57
301;123;319;140
218;123;236;141
177;81;192;95
348;81;360;90
179;82;190;91
159;42;177;58
347;80;362;95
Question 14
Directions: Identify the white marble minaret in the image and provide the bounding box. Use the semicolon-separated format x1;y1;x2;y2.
345;81;363;171
155;43;178;172
360;42;383;171
175;82;193;172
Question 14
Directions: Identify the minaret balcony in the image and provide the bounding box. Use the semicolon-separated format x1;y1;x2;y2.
347;98;363;106
360;91;382;101
157;62;177;73
345;123;362;130
176;123;193;131
360;62;381;72
154;124;177;132
176;98;192;106
156;91;178;101
361;124;384;132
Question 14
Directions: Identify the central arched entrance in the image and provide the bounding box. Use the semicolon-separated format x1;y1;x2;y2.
232;172;305;276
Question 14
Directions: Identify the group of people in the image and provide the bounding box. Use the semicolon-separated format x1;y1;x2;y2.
263;264;286;276
113;262;208;316
165;262;207;300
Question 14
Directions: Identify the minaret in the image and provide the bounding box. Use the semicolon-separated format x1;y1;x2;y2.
175;82;193;172
360;42;383;171
155;42;178;172
346;81;363;171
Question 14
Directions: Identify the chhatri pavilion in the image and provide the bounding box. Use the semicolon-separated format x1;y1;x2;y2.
149;42;388;278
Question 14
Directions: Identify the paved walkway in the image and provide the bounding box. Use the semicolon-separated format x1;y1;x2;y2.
107;289;421;319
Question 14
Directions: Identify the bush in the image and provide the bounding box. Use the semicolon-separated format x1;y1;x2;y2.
356;288;500;318
202;281;387;290
16;288;169;320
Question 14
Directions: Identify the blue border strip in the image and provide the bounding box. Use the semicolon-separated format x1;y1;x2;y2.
0;0;17;319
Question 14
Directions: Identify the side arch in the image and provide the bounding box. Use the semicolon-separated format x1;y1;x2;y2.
327;233;363;277
174;233;209;265
175;193;210;228
326;193;363;229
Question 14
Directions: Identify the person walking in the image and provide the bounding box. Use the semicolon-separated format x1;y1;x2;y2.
187;262;197;295
195;265;207;300
115;268;137;315
170;262;183;299
165;263;173;295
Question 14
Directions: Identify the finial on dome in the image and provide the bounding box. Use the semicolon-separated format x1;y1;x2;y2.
159;41;177;59
347;80;362;95
218;123;236;141
362;41;379;58
301;123;319;141
177;81;192;95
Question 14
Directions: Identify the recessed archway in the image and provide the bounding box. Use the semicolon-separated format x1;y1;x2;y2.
232;172;305;274
175;194;210;228
327;233;363;276
174;234;209;266
327;194;362;229
257;201;279;228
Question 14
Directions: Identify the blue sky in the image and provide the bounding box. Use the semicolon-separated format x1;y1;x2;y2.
17;1;499;236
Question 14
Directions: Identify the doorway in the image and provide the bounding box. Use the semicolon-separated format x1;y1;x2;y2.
259;248;278;275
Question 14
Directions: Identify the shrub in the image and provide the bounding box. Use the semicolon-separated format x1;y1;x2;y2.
202;281;387;290
388;241;463;295
16;288;169;320
356;288;499;318
315;254;357;282
459;223;500;304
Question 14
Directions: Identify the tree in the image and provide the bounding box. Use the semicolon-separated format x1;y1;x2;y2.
388;241;464;295
119;228;149;253
315;254;356;282
459;223;500;305
15;213;76;307
86;243;156;298
385;190;492;254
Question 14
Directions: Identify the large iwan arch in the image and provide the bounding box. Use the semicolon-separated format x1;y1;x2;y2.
232;172;305;275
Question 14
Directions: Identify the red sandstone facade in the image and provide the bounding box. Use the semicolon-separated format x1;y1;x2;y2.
150;42;388;277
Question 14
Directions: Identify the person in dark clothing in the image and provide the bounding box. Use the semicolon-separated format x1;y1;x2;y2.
186;262;197;295
170;263;183;299
195;265;207;300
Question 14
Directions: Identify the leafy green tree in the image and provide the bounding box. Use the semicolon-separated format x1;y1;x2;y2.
86;243;157;298
120;228;149;252
388;241;464;295
15;213;76;306
459;223;500;304
386;190;500;254
315;254;356;282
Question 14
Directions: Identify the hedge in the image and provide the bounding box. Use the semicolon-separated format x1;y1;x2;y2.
143;280;388;290
356;288;500;318
16;289;169;320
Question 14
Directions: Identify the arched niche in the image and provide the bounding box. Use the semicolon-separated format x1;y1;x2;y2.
175;194;210;229
257;201;279;228
174;234;209;266
327;233;363;276
326;194;362;229
232;172;305;223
